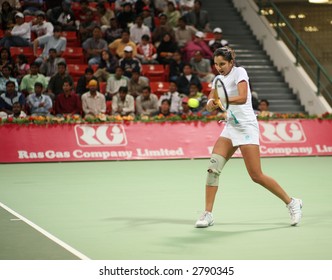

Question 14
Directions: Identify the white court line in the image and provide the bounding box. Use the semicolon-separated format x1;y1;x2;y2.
0;202;90;260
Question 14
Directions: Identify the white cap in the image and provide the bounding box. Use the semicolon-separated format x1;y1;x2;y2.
15;12;24;18
213;27;223;33
124;45;133;52
195;31;204;38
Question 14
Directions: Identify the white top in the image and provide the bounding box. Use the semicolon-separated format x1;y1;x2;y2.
212;66;256;123
11;22;31;41
129;24;151;44
31;21;54;37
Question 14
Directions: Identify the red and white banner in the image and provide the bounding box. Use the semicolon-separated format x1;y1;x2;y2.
1;120;332;163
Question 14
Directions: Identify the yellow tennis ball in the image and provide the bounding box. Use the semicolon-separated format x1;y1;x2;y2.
188;98;199;108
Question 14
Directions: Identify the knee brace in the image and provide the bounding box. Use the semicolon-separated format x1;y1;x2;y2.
206;154;227;187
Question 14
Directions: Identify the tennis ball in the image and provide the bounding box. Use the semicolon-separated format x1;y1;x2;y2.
188;98;199;108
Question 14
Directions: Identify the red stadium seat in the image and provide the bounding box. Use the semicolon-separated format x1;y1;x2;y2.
62;31;80;47
10;47;35;63
67;64;89;82
150;82;170;97
201;82;212;96
99;82;106;94
106;100;112;115
204;32;214;43
62;47;85;64
141;64;166;82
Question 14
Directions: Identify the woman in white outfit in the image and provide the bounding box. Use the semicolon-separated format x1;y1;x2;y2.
195;47;303;228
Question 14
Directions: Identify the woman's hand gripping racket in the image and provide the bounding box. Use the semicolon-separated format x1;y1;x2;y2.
213;78;229;112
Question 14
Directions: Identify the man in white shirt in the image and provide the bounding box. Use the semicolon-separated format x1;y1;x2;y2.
106;66;129;100
31;11;54;39
158;81;182;114
0;12;31;48
81;79;106;117
129;15;151;45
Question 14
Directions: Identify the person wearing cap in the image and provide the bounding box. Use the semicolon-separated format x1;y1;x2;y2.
81;79;106;117
31;11;54;38
185;0;210;32
180;97;194;116
111;86;135;117
0;12;31;48
179;0;195;14
82;26;108;66
33;25;67;65
209;27;229;52
108;29;137;58
129;15;151;45
175;16;198;48
183;30;213;63
119;45;141;78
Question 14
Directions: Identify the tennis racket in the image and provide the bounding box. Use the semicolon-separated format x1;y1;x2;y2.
213;78;229;111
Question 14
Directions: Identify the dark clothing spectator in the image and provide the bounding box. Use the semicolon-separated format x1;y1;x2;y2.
55;91;82;116
176;74;202;96
47;72;74;99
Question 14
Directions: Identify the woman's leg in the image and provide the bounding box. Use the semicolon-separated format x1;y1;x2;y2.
240;144;291;204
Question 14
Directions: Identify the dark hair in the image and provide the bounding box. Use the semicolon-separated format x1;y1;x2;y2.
57;61;67;68
141;34;150;41
85;67;94;74
119;86;128;93
161;99;171;106
213;47;235;62
48;48;57;53
34;82;43;88
259;99;269;106
179;16;187;24
142;86;151;92
17;54;28;64
6;80;15;87
53;25;62;33
30;62;39;67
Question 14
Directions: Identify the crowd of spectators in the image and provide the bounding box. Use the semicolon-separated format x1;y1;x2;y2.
0;0;238;120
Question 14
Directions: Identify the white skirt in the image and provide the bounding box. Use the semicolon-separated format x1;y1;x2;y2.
220;120;260;146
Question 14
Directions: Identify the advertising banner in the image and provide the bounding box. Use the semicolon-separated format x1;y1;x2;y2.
1;120;332;163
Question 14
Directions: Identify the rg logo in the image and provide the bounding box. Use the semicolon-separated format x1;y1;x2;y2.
259;121;306;143
74;124;127;147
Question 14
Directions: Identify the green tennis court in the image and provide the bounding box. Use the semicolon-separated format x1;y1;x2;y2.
0;157;331;260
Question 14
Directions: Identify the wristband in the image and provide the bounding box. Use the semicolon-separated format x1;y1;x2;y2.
207;99;214;106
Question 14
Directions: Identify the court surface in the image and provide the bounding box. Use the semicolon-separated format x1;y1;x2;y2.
0;157;332;260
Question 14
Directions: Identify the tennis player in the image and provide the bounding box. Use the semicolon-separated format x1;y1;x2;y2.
195;47;303;228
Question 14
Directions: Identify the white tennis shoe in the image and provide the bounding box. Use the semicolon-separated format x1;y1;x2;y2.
286;197;303;226
195;211;214;228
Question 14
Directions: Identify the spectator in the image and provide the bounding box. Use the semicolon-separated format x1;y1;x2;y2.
26;82;53;116
152;98;172;117
185;0;210;32
141;6;155;31
20;62;48;95
0;47;14;71
76;0;93;25
94;50;118;82
190;50;215;83
176;63;202;96
183;31;213;62
165;1;181;29
33;25;67;65
258;99;273;117
82;26;108;66
169;50;185;82
104;18;123;44
108;29;137;59
0;1;16;31
208;27;229;52
179;0;194;14
180;97;194;116
81;79;106;117
117;2;136;30
31;11;54;38
55;80;82;117
0;64;19;93
129;15;150;45
47;61;73;100
112;86;135;117
78;9;98;43
96;2;115;32
187;82;207;112
76;67;98;96
174;16;198;48
158;81;182;114
13;53;30;83
39;48;66;78
46;0;76;31
0;12;31;48
119;45;141;78
152;13;175;48
135;85;159;117
157;32;178;65
20;0;44;16
8;101;27;118
106;66;129;100
136;34;158;65
0;80;25;115
128;70;149;99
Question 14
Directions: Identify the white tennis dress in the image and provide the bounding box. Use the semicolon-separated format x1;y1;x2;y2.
212;66;260;146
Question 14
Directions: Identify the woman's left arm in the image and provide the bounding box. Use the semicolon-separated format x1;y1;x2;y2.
228;80;247;105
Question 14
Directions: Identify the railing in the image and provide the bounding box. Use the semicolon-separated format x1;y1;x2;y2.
257;0;332;106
